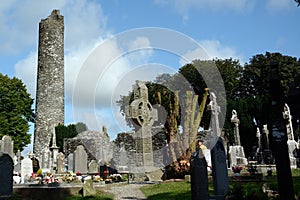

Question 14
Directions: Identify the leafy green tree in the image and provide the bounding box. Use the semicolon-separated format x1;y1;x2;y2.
235;52;300;154
0;73;34;152
55;122;88;152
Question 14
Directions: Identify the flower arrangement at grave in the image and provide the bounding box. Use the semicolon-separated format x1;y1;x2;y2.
232;165;243;173
109;174;122;182
76;172;82;176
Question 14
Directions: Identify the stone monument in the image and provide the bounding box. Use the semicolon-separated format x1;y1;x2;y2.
283;103;298;168
73;145;88;173
21;156;33;184
228;110;247;167
33;9;65;168
127;81;158;171
0;135;14;159
56;152;65;174
211;137;229;199
0;152;13;198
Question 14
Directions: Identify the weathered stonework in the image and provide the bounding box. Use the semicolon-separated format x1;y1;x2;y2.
64;130;112;165
33;10;64;167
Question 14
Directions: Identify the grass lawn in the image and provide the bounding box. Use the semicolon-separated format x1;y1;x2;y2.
141;169;300;200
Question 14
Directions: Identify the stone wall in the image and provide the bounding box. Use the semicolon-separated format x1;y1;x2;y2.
33;10;65;165
64;130;113;164
112;126;166;170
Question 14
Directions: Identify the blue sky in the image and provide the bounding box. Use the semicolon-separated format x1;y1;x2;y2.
1;0;300;154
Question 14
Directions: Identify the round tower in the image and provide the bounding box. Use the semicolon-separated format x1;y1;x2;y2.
33;10;64;169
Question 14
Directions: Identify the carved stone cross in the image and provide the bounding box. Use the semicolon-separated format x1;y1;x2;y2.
129;80;158;127
207;92;221;137
127;81;158;168
231;110;241;146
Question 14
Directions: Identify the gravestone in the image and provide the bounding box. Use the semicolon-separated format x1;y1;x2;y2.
256;127;262;150
14;150;21;173
83;179;96;197
190;148;209;200
56;152;65;174
73;145;88;173
269;60;294;199
41;148;52;171
283;103;298;168
31;157;40;173
262;124;270;150
228;110;247;167
211;137;229;199
0;135;14;159
21;157;33;184
0;152;14;198
88;160;99;174
127;81;158;170
231;110;241;146
67;153;73;172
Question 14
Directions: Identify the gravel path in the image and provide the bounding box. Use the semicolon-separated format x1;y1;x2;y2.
106;183;148;200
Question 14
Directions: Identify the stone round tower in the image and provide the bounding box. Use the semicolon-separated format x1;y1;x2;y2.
33;10;64;169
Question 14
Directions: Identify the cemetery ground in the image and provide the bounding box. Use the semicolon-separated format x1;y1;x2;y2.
12;168;299;199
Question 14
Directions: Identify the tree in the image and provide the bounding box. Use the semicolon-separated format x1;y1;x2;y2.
55;122;88;152
0;73;34;152
235;52;300;154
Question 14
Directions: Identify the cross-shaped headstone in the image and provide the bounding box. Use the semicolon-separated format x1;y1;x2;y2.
129;80;158;127
231;110;241;146
127;81;158;168
207;92;221;138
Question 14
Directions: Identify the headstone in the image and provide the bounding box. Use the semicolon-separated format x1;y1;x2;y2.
211;137;229;199
14;150;21;173
190;148;209;200
256;127;262;150
262;125;270;150
203;92;222;152
83;178;96;196
231;110;241;146
126;81;158;170
0;152;14;198
73;145;88;173
41;148;52;171
282;104;298;168
0;135;14;159
88;160;99;174
269;60;294;199
21;157;33;184
283;103;295;140
56;152;65;174
67;153;73;172
31;157;40;173
228;110;247;167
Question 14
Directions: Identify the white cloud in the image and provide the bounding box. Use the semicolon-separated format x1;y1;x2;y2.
14;52;37;98
180;40;245;65
155;0;255;19
266;0;294;11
